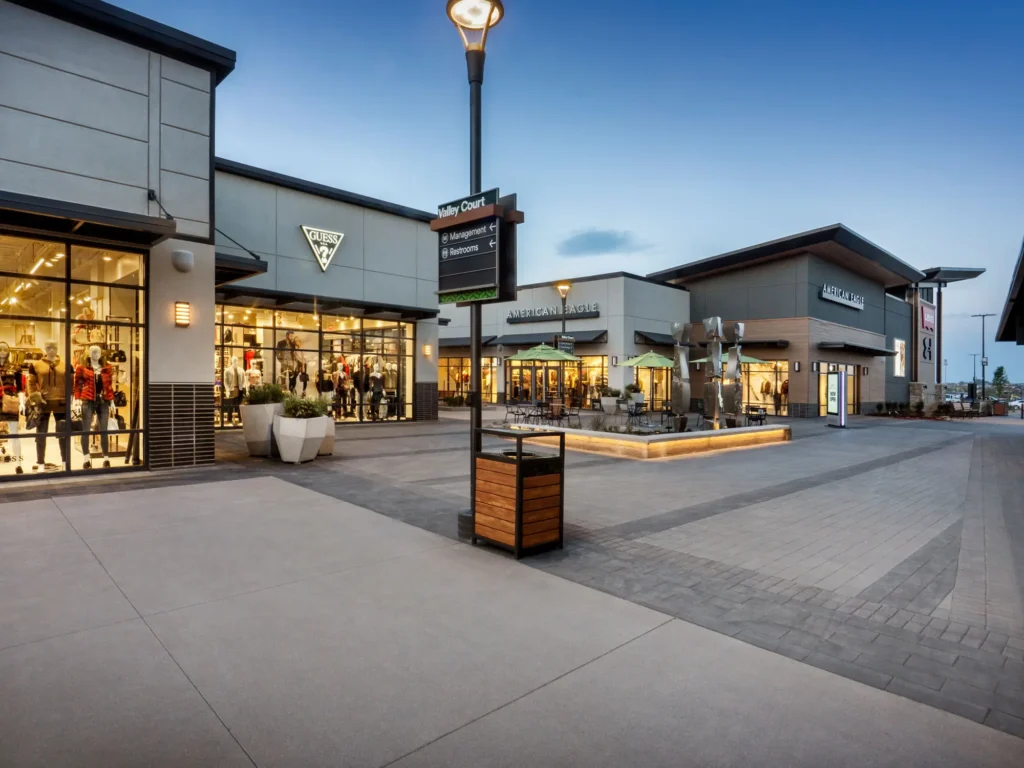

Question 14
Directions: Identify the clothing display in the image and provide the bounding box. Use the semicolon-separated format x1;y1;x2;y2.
223;364;243;399
73;363;115;402
0;343;25;472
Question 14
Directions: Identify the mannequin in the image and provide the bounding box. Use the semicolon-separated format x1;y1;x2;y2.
245;367;263;389
222;356;244;424
73;345;114;469
370;363;384;421
0;341;26;474
26;340;67;471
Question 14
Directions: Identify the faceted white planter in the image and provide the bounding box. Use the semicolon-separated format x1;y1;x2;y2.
239;402;284;457
273;416;322;464
317;416;336;456
600;397;618;416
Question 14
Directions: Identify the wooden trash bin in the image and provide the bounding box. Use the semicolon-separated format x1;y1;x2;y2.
472;428;565;559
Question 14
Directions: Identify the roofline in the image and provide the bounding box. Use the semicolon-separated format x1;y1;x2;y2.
996;235;1024;342
647;224;926;285
920;266;986;284
515;271;689;293
215;158;435;223
12;0;236;84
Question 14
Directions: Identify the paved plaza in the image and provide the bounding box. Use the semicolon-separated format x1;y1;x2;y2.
1;415;1023;764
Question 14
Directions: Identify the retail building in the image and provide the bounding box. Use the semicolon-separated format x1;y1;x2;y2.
0;0;439;483
438;274;688;406
650;224;979;416
997;236;1024;345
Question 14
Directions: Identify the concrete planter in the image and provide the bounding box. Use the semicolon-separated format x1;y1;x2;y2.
273;416;322;464
631;392;645;404
239;402;284;457
600;397;618;415
317;416;336;456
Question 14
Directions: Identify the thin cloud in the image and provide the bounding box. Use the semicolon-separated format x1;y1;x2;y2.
557;229;651;257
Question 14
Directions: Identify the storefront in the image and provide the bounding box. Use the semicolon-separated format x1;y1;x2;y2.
650;224;981;416
438;273;689;405
438;356;498;404
0;1;441;483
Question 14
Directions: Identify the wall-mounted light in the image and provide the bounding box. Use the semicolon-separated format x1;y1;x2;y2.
174;301;191;327
811;362;819;373
794;361;801;372
611;355;619;366
423;344;433;357
863;367;869;376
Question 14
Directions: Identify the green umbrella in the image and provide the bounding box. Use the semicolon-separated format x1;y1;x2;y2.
505;343;582;362
620;351;674;368
691;353;767;365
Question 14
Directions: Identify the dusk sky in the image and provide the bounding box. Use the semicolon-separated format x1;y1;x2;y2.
120;0;1024;383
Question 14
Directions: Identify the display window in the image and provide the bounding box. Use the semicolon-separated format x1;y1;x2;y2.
437;356;498;404
505;359;585;406
0;236;145;480
579;356;607;408
214;306;416;427
742;361;789;416
634;367;672;409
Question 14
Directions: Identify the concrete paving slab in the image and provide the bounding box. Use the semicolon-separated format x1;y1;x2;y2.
0;498;80;552
391;619;1024;768
0;620;253;767
0;537;137;650
146;543;668;768
54;477;455;616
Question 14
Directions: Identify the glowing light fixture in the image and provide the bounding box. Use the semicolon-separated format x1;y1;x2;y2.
29;258;44;274
446;0;503;50
556;283;571;300
423;344;433;357
174;301;191;327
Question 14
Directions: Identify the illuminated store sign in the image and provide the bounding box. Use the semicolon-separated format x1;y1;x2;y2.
301;226;344;272
921;304;936;331
506;302;600;324
893;339;906;377
821;283;865;311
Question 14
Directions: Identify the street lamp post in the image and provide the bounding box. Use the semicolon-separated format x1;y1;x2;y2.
971;313;995;401
556;283;571;335
447;0;503;539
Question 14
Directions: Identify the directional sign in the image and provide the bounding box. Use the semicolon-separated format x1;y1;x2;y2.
436;189;499;222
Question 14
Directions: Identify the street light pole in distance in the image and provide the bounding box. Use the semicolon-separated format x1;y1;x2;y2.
970;313;995;401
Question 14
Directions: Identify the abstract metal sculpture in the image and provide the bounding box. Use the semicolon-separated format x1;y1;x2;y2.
671;322;691;430
703;317;725;430
723;321;745;417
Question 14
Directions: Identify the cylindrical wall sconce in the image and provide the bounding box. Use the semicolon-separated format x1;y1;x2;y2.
794;361;801;372
174;301;191;327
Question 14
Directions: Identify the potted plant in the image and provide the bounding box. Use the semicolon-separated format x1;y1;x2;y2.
239;383;286;457
274;395;332;464
625;382;644;404
600;387;621;415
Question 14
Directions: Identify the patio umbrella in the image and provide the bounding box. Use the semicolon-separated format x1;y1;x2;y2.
690;353;767;365
620;351;674;368
505;343;582;362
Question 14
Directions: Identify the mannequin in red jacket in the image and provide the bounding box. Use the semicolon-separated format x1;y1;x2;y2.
73;345;115;469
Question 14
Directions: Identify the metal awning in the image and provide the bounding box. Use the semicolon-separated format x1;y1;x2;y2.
0;190;176;246
818;341;896;357
488;329;608;347
215;252;268;287
634;330;674;346
696;338;789;348
440;336;496;348
215;285;439;321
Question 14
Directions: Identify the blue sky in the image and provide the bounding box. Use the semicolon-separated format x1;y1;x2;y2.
121;0;1024;383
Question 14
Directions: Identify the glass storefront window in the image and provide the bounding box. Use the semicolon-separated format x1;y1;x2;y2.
214;306;417;426
634;367;672;408
505;359;585;405
1;237;145;480
817;363;859;416
742;361;789;416
437;356;498;404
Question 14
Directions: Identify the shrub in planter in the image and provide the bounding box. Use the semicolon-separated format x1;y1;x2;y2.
914;401;925;417
589;413;607;431
600;387;622;415
875;403;884;414
239;384;287;457
275;396;333;464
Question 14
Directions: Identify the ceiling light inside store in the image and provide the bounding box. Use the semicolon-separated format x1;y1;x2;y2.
29;259;44;274
54;253;64;259
103;256;112;262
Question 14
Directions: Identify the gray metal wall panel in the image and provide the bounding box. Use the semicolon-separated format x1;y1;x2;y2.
0;1;150;94
365;270;417;307
806;255;886;334
884;296;912;403
159;57;211;92
0;105;148;187
0;51;148;140
274;186;365;269
160;78;210;136
0;157;146;212
214;174;278;254
160;124;210;179
416;225;438;282
160;170;209;223
363;209;417;277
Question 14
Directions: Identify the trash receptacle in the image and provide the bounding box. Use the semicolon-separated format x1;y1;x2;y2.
472;428;565;559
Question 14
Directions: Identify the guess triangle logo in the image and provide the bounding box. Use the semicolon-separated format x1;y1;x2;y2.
301;225;345;272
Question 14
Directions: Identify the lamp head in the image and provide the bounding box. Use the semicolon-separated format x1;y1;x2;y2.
556;283;571;300
447;0;503;50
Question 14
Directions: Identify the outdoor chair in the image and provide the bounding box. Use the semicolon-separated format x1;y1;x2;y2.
506;400;526;424
548;400;566;427
626;401;648;428
565;400;582;428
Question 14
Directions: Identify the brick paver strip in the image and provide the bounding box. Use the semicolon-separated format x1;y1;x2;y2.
599;435;970;540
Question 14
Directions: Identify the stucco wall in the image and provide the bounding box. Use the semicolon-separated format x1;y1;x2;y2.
149;239;215;384
0;1;213;238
